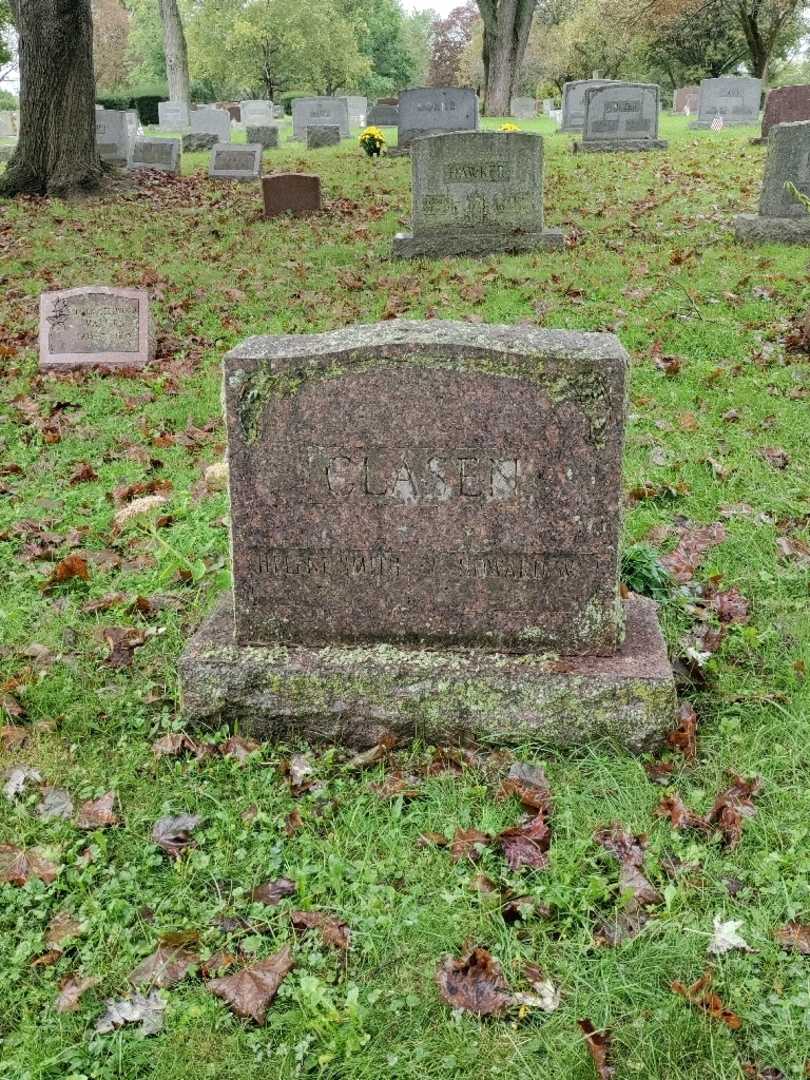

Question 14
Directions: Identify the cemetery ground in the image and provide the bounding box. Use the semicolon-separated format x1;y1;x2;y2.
0;115;809;1080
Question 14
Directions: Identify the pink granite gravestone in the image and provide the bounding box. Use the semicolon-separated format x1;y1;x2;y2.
39;286;154;372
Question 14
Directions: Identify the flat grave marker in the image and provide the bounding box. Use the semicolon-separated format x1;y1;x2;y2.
209;143;263;180
262;173;321;218
39;286;154;371
129;137;181;175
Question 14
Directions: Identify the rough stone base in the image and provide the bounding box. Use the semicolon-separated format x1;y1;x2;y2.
179;594;676;753
388;146;410;157
750;136;767;146
572;139;668;153
735;213;810;244
182;132;219;153
393;228;566;259
247;125;279;149
689;120;754;129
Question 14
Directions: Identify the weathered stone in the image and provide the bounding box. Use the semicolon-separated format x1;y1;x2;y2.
241;99;274;127
129;137;181;175
182;132;218;153
690;76;761;128
95;108;130;167
247;125;279;149
39;287;154;371
262;173;321;218
672;86;699;115
158;100;190;129
396;87;479;152
0;143;16;163
0;109;18;137
307;125;341;149
368;103;399;126
560;80;616;133
736;120;810;244
222;320;623;653
341;95;368;129
510;96;536;119
217;101;241;123
190;106;231;142
756;84;810;143
292;97;349;140
180;591;675;753
209;143;263;180
393;131;565;258
573;83;667;153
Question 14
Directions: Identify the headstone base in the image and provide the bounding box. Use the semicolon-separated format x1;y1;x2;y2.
689;120;752;129
735;213;810;244
179;593;676;753
247;125;279;149
572;138;668;153
182;132;219;152
393;227;565;259
749;136;767;146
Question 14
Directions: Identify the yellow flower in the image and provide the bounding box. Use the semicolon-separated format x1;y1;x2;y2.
499;122;521;132
359;125;385;144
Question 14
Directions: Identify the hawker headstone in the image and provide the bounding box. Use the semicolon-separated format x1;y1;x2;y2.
241;100;274;127
129;137;181;174
393;130;564;258
673;86;699;115
39;287;154;371
574;83;666;152
368;102;399;126
341;96;368;129
396;88;479;153
209;143;263;180
510;96;536;119
560;79;616;133
690;76;761;128
261;173;321;218
736;120;810;243
95;109;131;166
293;97;350;140
307;124;341;149
755;84;810;144
178;319;676;750
190;106;231;142
247;125;279;149
158;100;190;130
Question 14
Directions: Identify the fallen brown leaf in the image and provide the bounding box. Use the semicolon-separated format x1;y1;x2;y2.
774;923;810;954
220;735;260;761
251;878;297;906
656;795;711;832
661;523;726;584
129;942;200;988
206;945;294;1025
76;791;119;829
151;813;201;858
497;812;550;870
345;733;397;769
578;1018;615;1078
436;948;511;1016
56;973;99;1013
103;627;147;668
706;773;762;848
46;911;83;950
41;554;89;591
0;844;58;885
290;910;350;951
499;761;552;811
450;827;490;862
671;971;742;1029
667;701;698;761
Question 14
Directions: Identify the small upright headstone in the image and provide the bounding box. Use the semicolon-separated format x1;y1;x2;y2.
209;143;263;180
341;96;368;129
158;100;190;130
247;125;279;149
39;287;154;371
560;80;616;133
190;106;231;142
573;83;666;153
393;130;564;258
0;143;16;163
736;120;810;243
273;104;285;120
241;100;274;127
292;98;350;141
368;102;399;126
129;137;181;175
182;132;218;152
0;110;18;137
690;76;761;128
510;96;536;120
396;88;479;153
307;125;341;149
542;98;554;115
261;173;321;218
95;109;131;166
756;84;810;144
673;86;699;115
178;319;676;750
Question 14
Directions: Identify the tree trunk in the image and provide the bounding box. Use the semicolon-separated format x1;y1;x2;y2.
158;0;189;104
477;0;537;116
0;0;102;197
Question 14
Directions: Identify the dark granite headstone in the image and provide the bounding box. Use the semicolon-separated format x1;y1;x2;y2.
261;173;321;218
307;125;341;149
736;119;810;243
247;125;279;149
39;286;154;371
368;103;399;126
179;320;676;750
673;86;699;115
758;84;810;142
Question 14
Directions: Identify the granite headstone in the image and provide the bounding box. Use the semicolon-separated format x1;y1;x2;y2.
736;120;810;243
241;100;274;127
209;143;263;180
261;173;321;218
95;109;131;166
673;86;699;115
129;137;181;174
39;287;154;371
247;125;279;149
574;83;666;152
158;100;190;130
0;110;17;137
307;125;341;149
368;102;399;126
190;106;231;142
293;97;350;140
510;96;536;119
691;76;761;128
396;87;479;152
560;80;616;133
756;84;810;143
341;95;368;129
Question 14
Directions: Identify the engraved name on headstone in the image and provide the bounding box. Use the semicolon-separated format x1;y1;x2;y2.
39;287;154;371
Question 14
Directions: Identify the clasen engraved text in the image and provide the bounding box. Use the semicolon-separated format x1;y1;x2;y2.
323;451;521;503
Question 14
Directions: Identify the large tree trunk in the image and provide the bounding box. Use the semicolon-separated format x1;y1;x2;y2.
476;0;537;115
0;0;102;197
158;0;190;104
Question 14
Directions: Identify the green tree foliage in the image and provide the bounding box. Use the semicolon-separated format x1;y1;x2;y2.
126;0;168;86
343;0;418;96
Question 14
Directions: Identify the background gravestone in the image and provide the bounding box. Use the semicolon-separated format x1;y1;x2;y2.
341;96;368;129
560;79;616;133
292;98;350;140
736;120;810;243
510;96;536;119
691;76;761;128
396;88;479;152
0;109;18;137
262;173;321;218
247;125;279;149
190;106;231;142
755;84;810;144
673;86;699;114
368;102;399;126
307;125;341;149
158;100;190;129
574;83;666;152
95;109;130;167
39;287;154;371
179;320;676;751
129;137;181;175
209;143;263;180
241;100;274;127
394;131;564;258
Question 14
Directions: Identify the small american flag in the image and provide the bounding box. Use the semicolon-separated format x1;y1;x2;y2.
710;113;724;132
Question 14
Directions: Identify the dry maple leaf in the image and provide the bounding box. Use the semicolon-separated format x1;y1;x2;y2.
151;732;202;757
56;973;99;1013
656;795;710;833
671;972;742;1029
759;447;790;470
450;827;491;863
220;735;260;761
0;725;29;750
129;943;200;988
151;813;201;858
774;923;810;954
436;948;511;1016
706;773;762;848
76;791;119;829
284;753;315;795
709;587;750;624
206;945;294;1025
95;990;167;1035
46;911;83;950
499;761;552;811
661;523;726;584
595;825;661;908
251;878;297;906
3;765;42;800
579;1019;615;1079
38;787;74;821
497;812;550;871
41;554;90;591
291;910;350;951
667;701;698;761
369;771;421;799
69;462;98;484
345;732;397;769
0;844;58;885
103;627;148;668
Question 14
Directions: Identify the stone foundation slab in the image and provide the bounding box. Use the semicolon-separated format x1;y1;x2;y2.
572;139;668;153
393;228;565;259
735;213;810;244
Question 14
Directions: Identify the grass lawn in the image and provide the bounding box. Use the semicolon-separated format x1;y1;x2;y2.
1;114;809;1080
